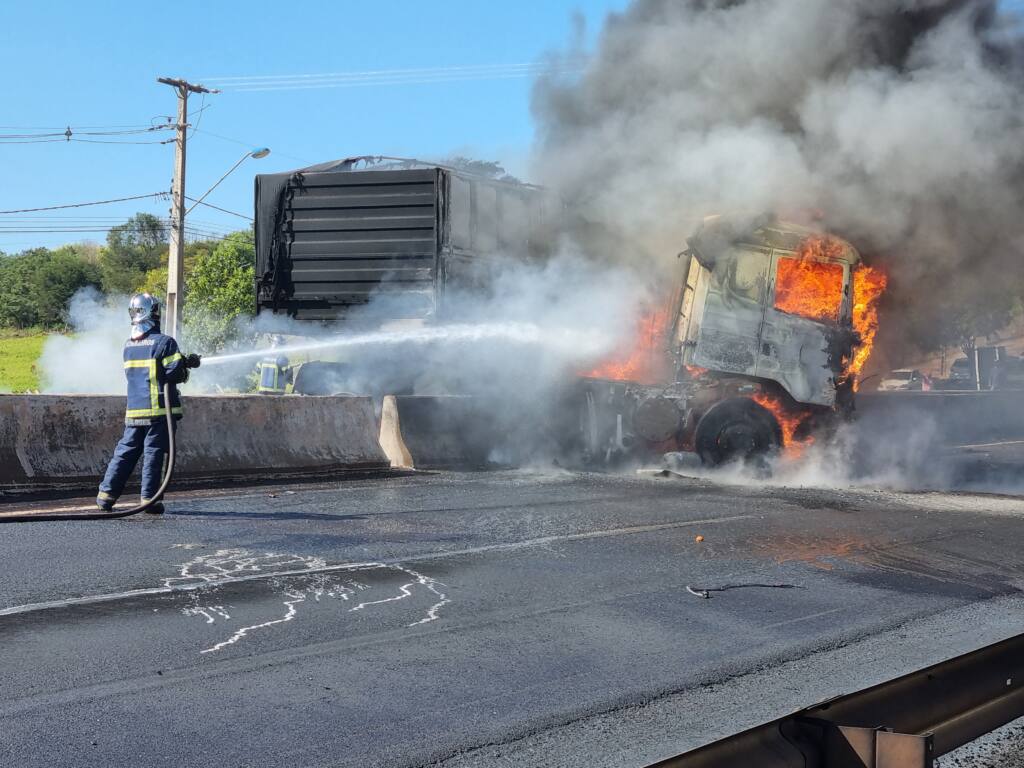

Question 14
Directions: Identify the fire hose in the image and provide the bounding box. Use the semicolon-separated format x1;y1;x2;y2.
0;355;200;524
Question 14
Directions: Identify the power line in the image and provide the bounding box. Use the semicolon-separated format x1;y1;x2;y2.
66;137;174;145
0;125;176;146
0;123;170;130
202;61;530;81
0;127;173;139
0;215;236;229
203;61;561;83
182;195;251;219
0;138;68;144
236;71;568;93
200;61;585;93
0;193;167;215
0;226;246;241
0;138;171;145
188;96;209;139
191;128;310;165
0;223;239;234
183;196;253;220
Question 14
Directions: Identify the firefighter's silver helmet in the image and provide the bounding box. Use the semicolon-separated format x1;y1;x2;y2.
129;293;160;333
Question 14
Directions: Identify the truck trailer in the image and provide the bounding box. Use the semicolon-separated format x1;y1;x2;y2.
254;157;558;322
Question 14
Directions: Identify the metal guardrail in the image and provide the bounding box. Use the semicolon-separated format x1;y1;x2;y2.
648;632;1024;768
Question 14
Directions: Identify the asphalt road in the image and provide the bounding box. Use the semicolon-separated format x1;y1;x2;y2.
2;470;1024;767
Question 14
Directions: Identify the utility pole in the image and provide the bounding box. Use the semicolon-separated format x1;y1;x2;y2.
157;77;218;338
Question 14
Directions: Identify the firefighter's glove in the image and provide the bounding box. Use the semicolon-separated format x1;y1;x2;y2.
184;353;202;369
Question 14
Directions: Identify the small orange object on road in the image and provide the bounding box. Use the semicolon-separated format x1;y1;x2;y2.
695;535;704;542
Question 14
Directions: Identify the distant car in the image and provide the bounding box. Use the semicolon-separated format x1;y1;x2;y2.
949;357;973;382
877;369;928;391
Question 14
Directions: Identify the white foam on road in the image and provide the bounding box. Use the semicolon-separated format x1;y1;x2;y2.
170;548;451;653
0;513;749;620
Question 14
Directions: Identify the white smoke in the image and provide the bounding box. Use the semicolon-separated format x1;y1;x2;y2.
189;250;650;398
39;252;649;414
38;287;128;394
665;416;948;492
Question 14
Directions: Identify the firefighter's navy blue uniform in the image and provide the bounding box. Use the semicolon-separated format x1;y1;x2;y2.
257;355;291;394
97;327;188;507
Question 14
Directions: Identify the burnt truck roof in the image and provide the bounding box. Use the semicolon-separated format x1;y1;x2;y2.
693;215;862;267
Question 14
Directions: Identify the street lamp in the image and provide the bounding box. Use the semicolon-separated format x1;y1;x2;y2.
165;147;271;337
185;148;271;215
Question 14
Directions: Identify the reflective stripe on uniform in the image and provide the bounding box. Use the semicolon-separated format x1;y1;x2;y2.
124;358;183;418
258;361;286;392
125;406;183;418
162;352;182;367
124;359;158;412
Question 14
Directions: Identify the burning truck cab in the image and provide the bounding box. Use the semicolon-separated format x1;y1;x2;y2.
576;216;883;467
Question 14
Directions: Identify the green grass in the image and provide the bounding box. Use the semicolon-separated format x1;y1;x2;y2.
0;329;49;392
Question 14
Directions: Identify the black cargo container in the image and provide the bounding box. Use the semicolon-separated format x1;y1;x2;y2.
254;159;558;322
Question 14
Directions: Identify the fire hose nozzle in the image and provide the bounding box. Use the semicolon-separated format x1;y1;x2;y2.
184;353;202;369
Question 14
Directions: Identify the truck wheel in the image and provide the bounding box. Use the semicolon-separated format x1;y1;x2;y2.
694;398;782;468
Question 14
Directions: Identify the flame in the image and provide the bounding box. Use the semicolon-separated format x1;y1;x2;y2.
581;306;671;385
774;236;888;386
752;391;814;458
774;238;846;323
849;264;888;381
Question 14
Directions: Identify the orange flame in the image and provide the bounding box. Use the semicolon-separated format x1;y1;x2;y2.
774;236;888;385
582;306;671;385
849;264;888;381
774;238;846;323
752;391;814;458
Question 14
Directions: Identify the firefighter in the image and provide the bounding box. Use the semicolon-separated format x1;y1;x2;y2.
256;335;292;395
96;293;195;514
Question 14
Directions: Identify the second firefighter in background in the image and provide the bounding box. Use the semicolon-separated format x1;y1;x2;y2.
257;335;292;395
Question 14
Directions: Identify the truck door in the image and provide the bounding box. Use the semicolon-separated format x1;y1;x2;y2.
756;252;847;406
691;245;770;377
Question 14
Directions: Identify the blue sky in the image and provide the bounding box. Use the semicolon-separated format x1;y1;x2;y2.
0;0;629;252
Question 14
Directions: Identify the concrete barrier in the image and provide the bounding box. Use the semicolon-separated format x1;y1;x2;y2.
856;390;1024;444
378;395;495;469
0;394;389;495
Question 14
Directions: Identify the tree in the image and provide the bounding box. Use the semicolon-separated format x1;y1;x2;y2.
100;213;168;294
904;278;1022;356
0;247;102;329
38;246;103;324
0;254;40;327
181;232;256;352
136;240;215;300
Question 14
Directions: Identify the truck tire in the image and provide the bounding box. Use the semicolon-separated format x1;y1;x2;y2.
694;398;782;467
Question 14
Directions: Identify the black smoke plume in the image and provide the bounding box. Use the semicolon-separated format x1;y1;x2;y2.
533;0;1024;361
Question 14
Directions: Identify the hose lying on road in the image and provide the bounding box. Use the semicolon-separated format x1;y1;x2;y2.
0;383;176;523
685;583;804;599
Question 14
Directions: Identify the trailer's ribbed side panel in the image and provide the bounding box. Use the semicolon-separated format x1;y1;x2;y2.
255;164;561;322
256;169;439;321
